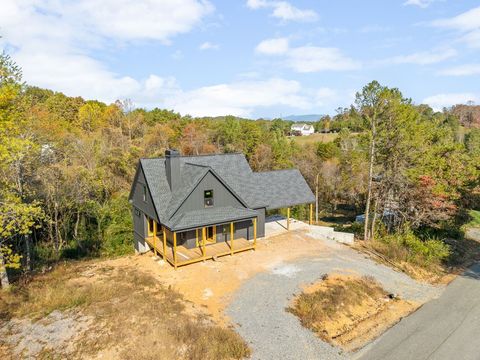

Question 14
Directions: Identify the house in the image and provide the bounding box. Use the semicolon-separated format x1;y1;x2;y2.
129;149;315;268
291;123;315;136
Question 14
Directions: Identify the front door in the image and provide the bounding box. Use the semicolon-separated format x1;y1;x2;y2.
206;226;216;243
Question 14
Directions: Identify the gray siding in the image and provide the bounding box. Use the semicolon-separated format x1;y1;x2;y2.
131;163;267;252
131;167;158;222
175;172;244;215
132;207;146;239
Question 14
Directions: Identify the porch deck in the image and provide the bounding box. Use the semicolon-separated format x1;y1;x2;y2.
145;236;254;268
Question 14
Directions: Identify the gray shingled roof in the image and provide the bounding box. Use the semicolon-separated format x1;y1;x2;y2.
168;206;258;231
252;169;315;209
138;153;314;230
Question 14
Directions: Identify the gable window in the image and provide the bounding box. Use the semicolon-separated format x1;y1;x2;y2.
143;185;147;202
204;190;214;208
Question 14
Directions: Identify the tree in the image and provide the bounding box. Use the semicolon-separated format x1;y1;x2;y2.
77;101;106;132
355;81;387;240
180;122;216;155
0;194;43;287
0;52;43;287
465;129;480;159
250;144;273;171
216;116;241;150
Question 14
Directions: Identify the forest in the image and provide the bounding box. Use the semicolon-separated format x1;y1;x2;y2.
1;51;480;287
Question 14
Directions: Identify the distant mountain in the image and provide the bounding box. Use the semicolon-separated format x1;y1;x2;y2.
281;114;324;122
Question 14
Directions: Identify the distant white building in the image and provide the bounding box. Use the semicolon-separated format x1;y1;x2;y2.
290;123;315;136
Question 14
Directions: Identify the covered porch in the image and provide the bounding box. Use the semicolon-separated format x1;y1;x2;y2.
145;235;254;268
145;213;258;269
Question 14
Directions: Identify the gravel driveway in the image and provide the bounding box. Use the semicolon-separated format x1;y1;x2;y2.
226;228;444;360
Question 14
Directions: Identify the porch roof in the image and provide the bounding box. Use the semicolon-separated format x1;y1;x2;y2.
166;206;258;231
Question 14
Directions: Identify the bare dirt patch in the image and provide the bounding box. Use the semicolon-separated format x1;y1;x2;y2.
0;261;249;360
0;227;329;359
118;229;330;325
288;274;418;352
1;310;93;359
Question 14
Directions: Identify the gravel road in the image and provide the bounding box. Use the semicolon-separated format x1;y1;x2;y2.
226;228;443;360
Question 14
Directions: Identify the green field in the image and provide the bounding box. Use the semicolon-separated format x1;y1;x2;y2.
291;132;339;145
467;210;480;228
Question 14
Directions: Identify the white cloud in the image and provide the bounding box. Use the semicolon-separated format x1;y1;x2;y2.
121;76;337;117
165;78;313;117
255;38;290;55
384;48;457;65
438;64;480;76
314;88;338;107
287;46;360;72
431;6;480;48
255;38;359;72
0;0;214;103
246;0;269;9
423;93;479;111
71;0;214;43
246;0;317;22
403;0;436;8
199;42;220;50
0;0;343;117
460;29;480;49
432;6;480;31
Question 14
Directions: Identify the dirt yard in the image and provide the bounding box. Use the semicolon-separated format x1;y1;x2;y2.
0;262;250;360
0;222;444;359
121;227;330;325
0;226;330;359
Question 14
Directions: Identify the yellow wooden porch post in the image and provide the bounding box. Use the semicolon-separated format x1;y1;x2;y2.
153;221;157;256
195;228;199;248
253;218;257;249
201;227;206;257
309;204;313;225
287;207;290;230
173;232;177;270
230;222;234;255
162;226;166;261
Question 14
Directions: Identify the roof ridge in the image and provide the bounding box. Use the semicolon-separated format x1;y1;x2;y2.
254;168;299;174
183;162;211;168
139;152;244;161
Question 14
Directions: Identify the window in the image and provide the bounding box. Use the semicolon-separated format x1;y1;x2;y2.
143;185;147;202
204;190;214;207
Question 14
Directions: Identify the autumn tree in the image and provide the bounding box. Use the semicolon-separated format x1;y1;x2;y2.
0;52;43;287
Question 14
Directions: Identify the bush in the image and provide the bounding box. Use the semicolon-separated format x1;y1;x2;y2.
99;193;134;257
372;225;451;269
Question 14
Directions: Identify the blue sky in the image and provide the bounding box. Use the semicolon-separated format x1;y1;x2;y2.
1;1;480;118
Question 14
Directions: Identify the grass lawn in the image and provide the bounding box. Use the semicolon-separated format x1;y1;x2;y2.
466;210;480;228
291;132;338;145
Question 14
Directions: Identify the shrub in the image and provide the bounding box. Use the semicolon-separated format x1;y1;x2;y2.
372;225;451;269
99;193;134;257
